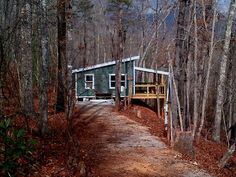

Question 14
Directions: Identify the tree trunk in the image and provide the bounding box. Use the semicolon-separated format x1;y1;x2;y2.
65;0;75;130
83;20;87;67
115;7;123;111
197;0;217;141
186;54;191;130
56;0;66;112
192;0;199;138
0;79;2;116
168;59;175;145
171;64;184;131
175;0;190;130
0;32;4;115
218;143;235;168
228;61;233;140
213;0;236;142
39;0;49;136
228;31;236;141
20;2;34;117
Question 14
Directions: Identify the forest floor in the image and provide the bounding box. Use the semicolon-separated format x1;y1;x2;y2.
121;105;236;177
14;100;236;176
75;102;213;177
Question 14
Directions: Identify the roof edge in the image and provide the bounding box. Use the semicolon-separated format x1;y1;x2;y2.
134;66;169;75
72;56;140;73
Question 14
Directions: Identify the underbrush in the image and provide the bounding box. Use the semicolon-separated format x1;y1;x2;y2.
0;118;36;176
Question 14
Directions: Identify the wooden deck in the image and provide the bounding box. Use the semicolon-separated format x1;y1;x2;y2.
131;84;166;100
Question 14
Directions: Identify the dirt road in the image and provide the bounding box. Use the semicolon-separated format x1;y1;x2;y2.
76;102;213;177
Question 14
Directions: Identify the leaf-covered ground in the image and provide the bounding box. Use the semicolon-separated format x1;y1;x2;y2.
122;105;236;177
6;101;236;176
75;103;213;177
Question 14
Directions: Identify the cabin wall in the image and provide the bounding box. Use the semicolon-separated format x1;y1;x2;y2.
75;61;134;98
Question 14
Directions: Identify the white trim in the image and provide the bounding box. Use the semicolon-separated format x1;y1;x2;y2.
84;74;94;89
134;66;169;76
75;73;78;96
78;96;95;98
109;74;115;89
164;79;169;125
109;74;127;89
133;60;136;94
72;56;140;73
77;95;126;98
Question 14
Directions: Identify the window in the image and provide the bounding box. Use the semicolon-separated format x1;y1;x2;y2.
109;74;126;89
85;74;94;89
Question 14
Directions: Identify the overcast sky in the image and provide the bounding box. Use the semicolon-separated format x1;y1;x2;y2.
148;0;231;13
218;0;230;13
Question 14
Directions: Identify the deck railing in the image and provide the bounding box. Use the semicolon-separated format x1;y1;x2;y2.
132;84;166;99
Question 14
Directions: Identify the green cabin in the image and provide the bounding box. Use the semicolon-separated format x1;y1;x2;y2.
73;55;170;104
73;55;170;122
73;56;139;100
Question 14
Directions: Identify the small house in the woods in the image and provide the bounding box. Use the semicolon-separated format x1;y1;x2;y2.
72;55;169;104
73;56;139;100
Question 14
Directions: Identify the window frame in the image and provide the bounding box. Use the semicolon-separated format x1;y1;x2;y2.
84;74;95;90
109;74;127;89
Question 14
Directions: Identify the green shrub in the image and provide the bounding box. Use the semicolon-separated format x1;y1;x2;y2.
0;118;36;176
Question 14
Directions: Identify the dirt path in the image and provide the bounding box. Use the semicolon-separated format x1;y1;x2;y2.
76;102;213;177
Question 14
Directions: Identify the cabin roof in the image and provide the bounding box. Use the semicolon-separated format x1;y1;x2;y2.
72;56;140;73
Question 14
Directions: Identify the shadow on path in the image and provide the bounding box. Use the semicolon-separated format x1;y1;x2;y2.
75;102;213;177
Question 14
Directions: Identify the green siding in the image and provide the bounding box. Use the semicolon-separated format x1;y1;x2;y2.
76;61;134;98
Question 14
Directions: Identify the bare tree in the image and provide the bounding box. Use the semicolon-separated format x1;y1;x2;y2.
107;0;132;111
192;0;199;138
19;1;35;117
38;0;49;136
115;6;123;111
228;31;236;142
0;0;22;115
56;0;66;112
174;0;191;130
213;0;236;142
197;0;218;140
65;0;76;129
78;0;94;67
